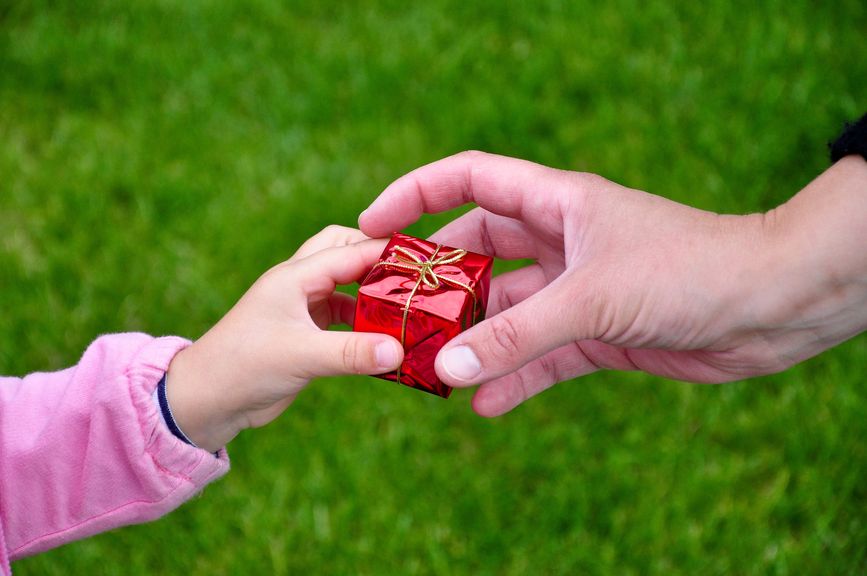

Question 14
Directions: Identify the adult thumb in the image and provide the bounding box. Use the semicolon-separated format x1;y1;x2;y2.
435;284;580;387
304;331;404;377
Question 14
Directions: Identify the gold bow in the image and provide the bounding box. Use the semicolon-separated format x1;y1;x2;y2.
373;244;478;385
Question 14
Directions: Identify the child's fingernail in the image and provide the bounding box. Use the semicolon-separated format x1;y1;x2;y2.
441;345;482;382
375;341;401;370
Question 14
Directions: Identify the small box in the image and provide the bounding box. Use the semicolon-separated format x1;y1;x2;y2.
353;233;493;397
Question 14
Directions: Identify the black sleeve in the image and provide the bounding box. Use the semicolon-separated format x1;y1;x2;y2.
830;112;867;163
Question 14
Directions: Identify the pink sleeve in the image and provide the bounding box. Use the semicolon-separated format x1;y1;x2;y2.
0;333;230;573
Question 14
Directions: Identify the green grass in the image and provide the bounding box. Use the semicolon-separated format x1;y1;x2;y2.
2;1;866;574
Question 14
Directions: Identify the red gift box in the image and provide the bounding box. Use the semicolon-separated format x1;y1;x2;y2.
353;233;493;398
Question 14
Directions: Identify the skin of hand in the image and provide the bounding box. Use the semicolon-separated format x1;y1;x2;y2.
359;151;867;418
165;226;404;452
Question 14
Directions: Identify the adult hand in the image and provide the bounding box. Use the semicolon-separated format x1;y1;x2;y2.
359;152;867;417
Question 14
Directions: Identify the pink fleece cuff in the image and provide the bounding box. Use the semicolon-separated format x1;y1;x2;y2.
5;335;230;563
131;336;230;483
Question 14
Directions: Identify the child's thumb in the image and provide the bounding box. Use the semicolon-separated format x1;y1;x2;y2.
305;332;404;377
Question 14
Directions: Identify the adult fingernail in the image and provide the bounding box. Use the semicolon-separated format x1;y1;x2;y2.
375;341;401;370
441;345;482;382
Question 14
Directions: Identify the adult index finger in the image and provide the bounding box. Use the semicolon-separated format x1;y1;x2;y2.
359;151;572;239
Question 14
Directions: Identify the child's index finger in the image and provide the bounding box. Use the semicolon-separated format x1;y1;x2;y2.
295;238;389;293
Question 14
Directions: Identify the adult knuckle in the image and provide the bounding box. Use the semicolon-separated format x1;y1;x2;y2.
477;212;497;257
487;314;523;359
537;354;561;386
512;369;532;404
494;286;515;315
568;170;607;191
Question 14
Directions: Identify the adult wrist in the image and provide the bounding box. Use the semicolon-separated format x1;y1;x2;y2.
752;156;867;354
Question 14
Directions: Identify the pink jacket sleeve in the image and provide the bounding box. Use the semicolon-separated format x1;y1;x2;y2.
0;333;230;574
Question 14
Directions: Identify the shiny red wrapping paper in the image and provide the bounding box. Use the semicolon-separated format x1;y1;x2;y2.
353;233;493;398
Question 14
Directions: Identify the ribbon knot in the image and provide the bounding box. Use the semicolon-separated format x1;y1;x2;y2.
389;245;468;291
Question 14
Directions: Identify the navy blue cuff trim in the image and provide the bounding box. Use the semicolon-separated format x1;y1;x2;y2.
157;374;195;446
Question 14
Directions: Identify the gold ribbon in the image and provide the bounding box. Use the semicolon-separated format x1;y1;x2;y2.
373;244;478;384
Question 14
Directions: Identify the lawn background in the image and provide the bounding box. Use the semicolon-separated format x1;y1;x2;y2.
1;1;866;574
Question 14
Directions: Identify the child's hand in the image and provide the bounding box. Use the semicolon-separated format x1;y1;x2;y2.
165;226;403;452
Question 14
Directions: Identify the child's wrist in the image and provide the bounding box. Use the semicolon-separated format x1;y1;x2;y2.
165;344;247;453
